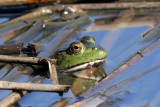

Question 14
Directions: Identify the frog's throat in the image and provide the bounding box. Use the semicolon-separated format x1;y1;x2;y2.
59;59;105;72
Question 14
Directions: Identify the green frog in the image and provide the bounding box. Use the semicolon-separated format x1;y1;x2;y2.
53;36;107;73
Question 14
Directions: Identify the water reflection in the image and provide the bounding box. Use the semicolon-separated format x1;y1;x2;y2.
0;18;9;23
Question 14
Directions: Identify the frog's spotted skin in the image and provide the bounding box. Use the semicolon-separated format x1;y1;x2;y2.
54;36;107;72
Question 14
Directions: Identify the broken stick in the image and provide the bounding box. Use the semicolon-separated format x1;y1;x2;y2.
0;55;56;65
0;55;58;83
0;80;70;92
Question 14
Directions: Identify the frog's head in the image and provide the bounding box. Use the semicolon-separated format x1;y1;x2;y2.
54;36;107;72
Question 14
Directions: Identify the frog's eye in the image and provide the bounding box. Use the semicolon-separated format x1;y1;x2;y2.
80;36;95;44
69;42;83;54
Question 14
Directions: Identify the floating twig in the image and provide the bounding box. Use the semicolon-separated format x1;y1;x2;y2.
0;76;43;107
0;64;13;79
141;23;160;42
52;2;160;10
0;55;58;83
31;31;53;43
0;43;23;55
0;55;56;65
17;20;43;44
0;21;30;33
46;59;59;83
0;23;31;42
0;80;70;92
39;15;89;57
31;21;68;43
0;0;85;6
0;6;54;27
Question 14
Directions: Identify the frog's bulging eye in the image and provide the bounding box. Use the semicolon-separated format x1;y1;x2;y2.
69;42;83;54
80;36;95;44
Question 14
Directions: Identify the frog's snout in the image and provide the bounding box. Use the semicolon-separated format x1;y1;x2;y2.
99;49;107;58
100;46;107;58
93;45;107;59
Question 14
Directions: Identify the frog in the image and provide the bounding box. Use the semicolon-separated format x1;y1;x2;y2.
53;36;107;74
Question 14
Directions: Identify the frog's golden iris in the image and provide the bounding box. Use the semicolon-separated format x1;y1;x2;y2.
69;42;84;54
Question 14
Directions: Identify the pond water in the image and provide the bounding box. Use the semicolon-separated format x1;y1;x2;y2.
0;7;159;106
0;18;9;23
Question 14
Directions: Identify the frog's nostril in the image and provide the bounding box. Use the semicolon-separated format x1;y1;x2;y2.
92;47;98;50
95;45;105;50
100;50;107;58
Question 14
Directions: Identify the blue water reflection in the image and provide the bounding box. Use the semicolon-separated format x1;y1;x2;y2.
0;18;9;23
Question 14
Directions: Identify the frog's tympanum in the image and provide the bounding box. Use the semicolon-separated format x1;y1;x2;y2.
53;36;107;73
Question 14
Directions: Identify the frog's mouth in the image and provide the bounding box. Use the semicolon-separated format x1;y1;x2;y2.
60;59;105;72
